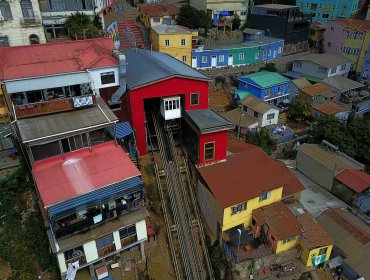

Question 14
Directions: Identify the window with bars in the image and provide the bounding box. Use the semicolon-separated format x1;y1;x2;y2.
0;1;12;20
204;142;215;161
20;0;35;20
180;38;186;46
231;202;247;214
259;191;271;202
165;39;170;47
0;36;9;47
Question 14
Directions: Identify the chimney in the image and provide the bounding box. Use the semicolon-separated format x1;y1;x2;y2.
110;50;127;104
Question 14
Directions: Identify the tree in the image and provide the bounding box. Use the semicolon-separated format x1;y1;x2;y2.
65;12;99;40
176;5;210;31
259;62;277;72
93;15;103;32
286;97;311;123
232;14;241;30
247;128;275;155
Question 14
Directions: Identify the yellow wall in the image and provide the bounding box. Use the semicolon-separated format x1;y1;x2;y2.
0;83;10;123
300;241;333;266
151;31;192;66
342;30;370;72
357;32;370;73
222;187;283;232
275;235;300;254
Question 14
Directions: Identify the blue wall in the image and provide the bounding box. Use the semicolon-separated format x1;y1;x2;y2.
260;40;284;61
238;77;290;101
361;44;370;81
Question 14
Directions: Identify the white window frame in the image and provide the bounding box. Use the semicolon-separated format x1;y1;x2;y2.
231;202;247;215
164;39;170;47
201;56;207;63
259;191;271;202
219;55;224;62
267;113;275;120
182;55;187;63
239;53;245;60
180;38;186;46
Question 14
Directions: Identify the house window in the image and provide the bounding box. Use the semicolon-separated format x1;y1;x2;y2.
201;56;207;63
318;247;327;255
278;84;285;92
240;11;246;15
254;111;258;118
96;233;116;257
190;93;199;106
119;224;137;247
318;67;327;74
255;52;259;60
0;36;9;47
231;202;247;214
239;53;245;60
330;67;337;74
327;42;331;48
64;246;86;265
180;38;186;46
165;39;170;47
0;1;12;20
29;34;39;44
330;27;334;32
252;218;256;226
294;61;302;68
153;17;160;23
219;55;224;62
182;55;187;63
282;236;296;244
20;0;35;20
259;191;271;202
278;47;282;54
204;142;215;161
101;71;115;84
267;113;275;120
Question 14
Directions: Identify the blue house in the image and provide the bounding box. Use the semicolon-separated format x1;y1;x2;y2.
360;44;370;82
237;71;290;105
296;0;359;25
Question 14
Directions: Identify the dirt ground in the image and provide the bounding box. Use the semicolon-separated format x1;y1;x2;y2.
0;258;11;280
208;82;234;113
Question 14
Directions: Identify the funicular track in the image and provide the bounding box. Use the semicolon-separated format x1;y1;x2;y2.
148;112;214;280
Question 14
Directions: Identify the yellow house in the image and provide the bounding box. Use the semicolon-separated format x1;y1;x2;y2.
341;20;370;73
0;83;10;123
196;141;304;250
297;214;334;267
138;3;180;28
252;202;302;254
151;25;192;66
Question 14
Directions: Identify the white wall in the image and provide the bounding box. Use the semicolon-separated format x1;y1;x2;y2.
0;0;46;46
113;231;122;251
83;240;99;263
57;253;67;274
88;67;119;95
327;62;351;78
136;219;148;241
261;108;279;127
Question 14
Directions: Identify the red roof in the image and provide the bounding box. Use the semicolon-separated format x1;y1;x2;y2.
138;3;180;17
33;141;141;207
335;169;370;193
253;202;302;240
313;102;350;115
198;143;304;208
0;38;117;80
336;18;370;31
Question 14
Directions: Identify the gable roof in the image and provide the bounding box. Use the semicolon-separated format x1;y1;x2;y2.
238;71;289;88
253;202;302;240
0;38;117;81
321;76;364;92
151;24;191;35
138;3;180;17
198;144;303;208
125;49;209;89
291;77;311;89
297;213;334;248
301;83;335;97
312;102;350;115
240;94;278;113
295;54;350;69
335;169;370;193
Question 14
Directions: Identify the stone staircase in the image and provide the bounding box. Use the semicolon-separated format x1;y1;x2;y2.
117;19;145;49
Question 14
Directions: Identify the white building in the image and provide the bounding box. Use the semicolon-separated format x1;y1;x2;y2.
0;0;46;46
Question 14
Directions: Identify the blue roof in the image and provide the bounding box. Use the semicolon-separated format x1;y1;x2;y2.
107;121;133;139
48;176;142;217
124;49;210;89
285;71;303;79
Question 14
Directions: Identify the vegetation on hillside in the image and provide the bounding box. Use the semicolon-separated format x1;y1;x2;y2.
286;97;311;123
176;5;211;31
246;128;275;155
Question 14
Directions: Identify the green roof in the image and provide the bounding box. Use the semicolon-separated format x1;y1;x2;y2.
300;73;323;83
239;71;289;88
235;90;251;100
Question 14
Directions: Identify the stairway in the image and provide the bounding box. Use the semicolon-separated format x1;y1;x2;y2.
117;19;145;49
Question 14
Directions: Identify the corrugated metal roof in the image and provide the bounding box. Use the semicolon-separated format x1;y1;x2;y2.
240;94;278;113
185;109;234;133
124;49;210;89
16;97;117;144
291;77;311;89
312;102;350;115
301;83;335;97
321;76;364;92
335;169;370;193
238;71;289;88
235;90;251;100
4;72;91;93
151;24;191;35
295;54;351;69
106;121;133;139
222;108;258;128
32;141;141;212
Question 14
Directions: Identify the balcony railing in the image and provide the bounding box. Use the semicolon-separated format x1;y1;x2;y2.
14;94;96;119
54;198;147;239
20;18;42;27
65;254;87;266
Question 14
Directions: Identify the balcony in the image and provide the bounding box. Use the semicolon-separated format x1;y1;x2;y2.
14;94;96;119
20;18;42;27
54;198;147;239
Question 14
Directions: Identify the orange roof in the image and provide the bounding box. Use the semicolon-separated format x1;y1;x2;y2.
297;213;334;248
253;202;302;240
336;18;370;31
138;3;180;17
313;102;350;115
0;38;117;80
335;169;370;193
198;144;304;208
301;83;334;97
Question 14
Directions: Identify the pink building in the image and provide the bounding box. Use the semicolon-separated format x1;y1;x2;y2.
323;20;346;54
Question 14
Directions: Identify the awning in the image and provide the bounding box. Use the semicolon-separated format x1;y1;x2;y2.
219;10;229;16
107;121;133;139
4;72;91;93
